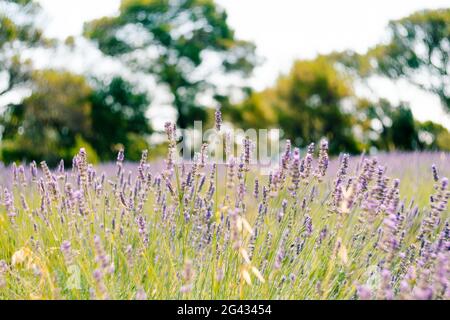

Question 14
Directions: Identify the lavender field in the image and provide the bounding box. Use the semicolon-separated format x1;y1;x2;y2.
0;120;448;300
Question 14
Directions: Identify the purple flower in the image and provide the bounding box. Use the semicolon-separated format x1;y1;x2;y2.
357;285;372;300
214;108;222;132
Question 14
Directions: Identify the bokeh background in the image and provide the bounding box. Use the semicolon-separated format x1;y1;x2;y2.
0;0;449;166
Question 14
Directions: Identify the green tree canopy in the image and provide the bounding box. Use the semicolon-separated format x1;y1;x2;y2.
416;120;450;151
89;76;152;161
355;99;420;152
376;9;449;111
334;9;450;113
225;56;360;154
225;54;450;154
84;0;258;128
1;70;153;165
1;70;94;165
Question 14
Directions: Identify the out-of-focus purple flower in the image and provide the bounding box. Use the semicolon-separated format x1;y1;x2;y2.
315;139;329;180
214;108;222;132
4;188;16;218
357;285;372;300
431;164;439;182
135;288;147;300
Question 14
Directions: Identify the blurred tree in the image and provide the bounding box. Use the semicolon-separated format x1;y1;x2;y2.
1;70;95;165
390;106;418;150
222;89;278;130
0;70;152;164
416;121;450;151
355;99;421;151
84;0;258;128
334;9;450;113
375;9;450;112
0;0;46;97
89;77;152;161
225;56;360;154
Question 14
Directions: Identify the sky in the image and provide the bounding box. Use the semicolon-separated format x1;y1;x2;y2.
36;0;450;128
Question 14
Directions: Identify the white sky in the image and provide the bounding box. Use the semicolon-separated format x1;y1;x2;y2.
36;0;450;128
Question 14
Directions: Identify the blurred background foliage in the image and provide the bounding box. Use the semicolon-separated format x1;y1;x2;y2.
0;0;449;166
83;0;258;129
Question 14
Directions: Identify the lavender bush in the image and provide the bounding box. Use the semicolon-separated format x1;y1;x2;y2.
0;113;448;300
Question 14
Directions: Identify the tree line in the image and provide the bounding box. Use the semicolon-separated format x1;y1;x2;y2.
0;0;449;165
